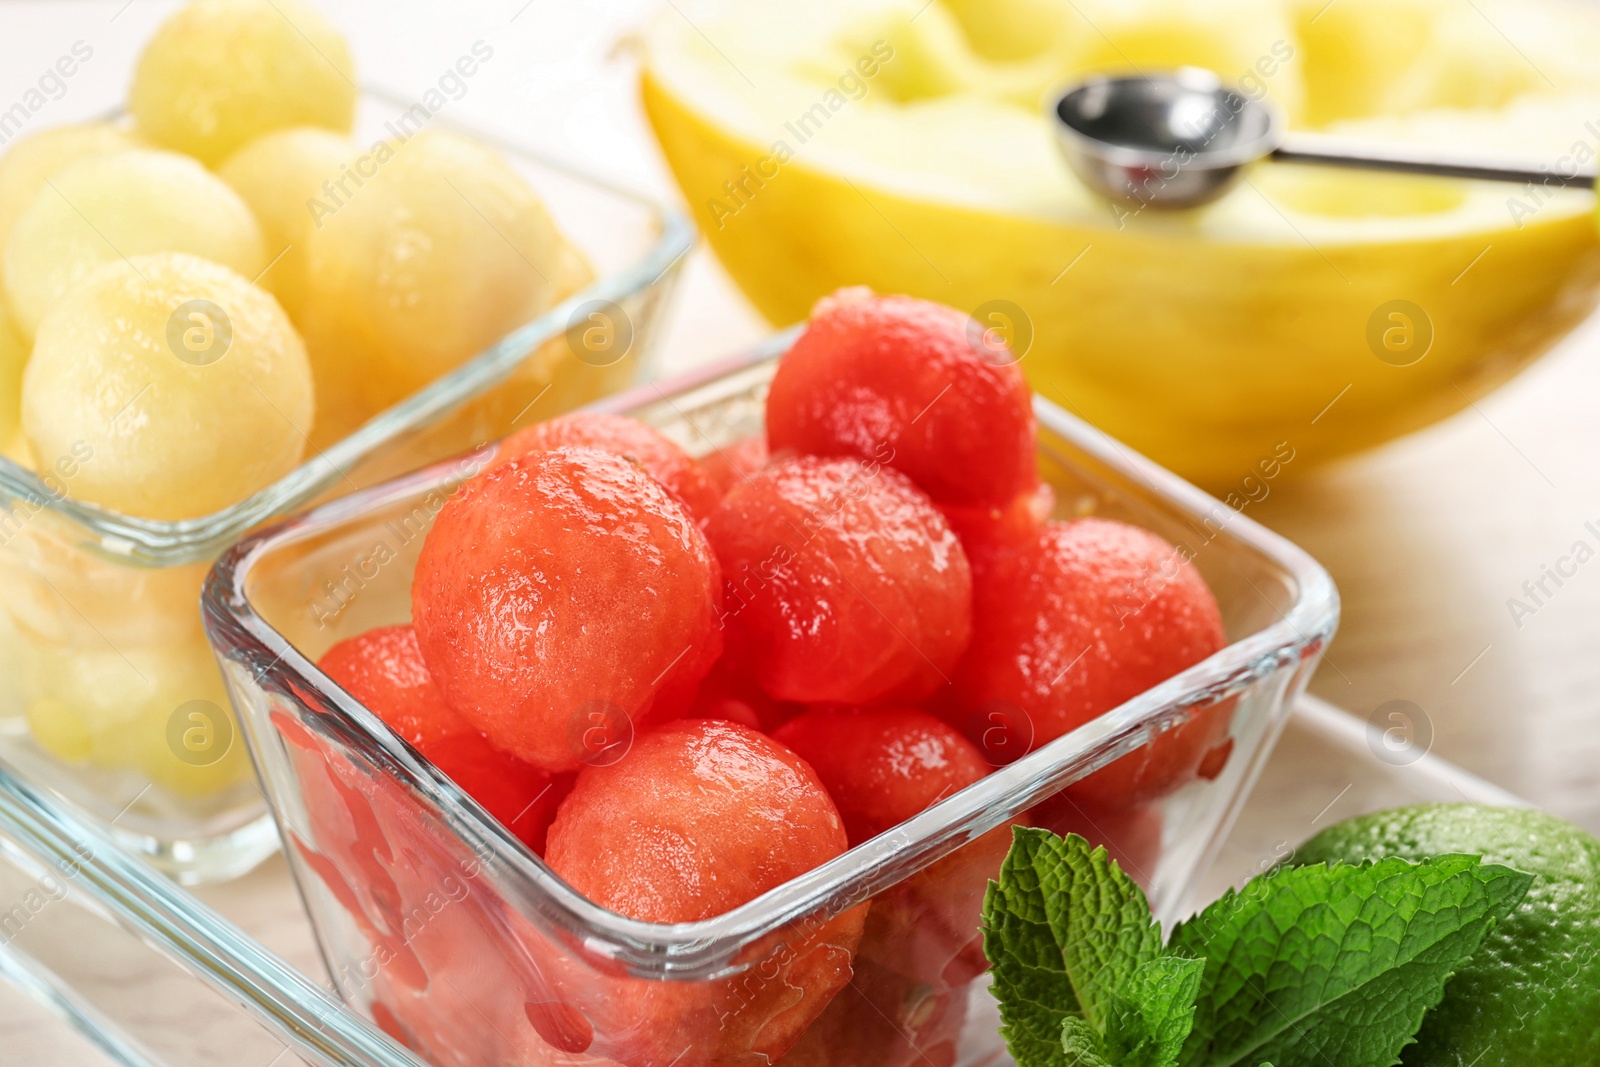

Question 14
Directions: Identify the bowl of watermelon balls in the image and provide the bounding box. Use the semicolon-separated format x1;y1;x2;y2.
205;288;1337;1067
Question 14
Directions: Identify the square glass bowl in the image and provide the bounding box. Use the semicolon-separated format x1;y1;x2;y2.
0;91;693;884
201;338;1338;1067
0;698;1516;1067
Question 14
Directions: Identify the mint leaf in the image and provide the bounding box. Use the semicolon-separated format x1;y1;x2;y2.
981;827;1165;1067
1172;855;1533;1067
1063;1016;1116;1067
1104;955;1206;1067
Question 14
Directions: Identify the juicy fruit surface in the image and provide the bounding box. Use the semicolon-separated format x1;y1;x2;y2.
767;288;1036;509
217;126;351;319
423;735;566;855
939;480;1056;564
411;448;721;771
642;0;1600;485
707;455;972;705
130;0;356;165
774;706;988;845
0;122;140;260
949;517;1228;806
546;719;848;922
317;625;562;852
700;432;769;497
299;129;566;441
4;148;266;336
318;625;470;749
545;719;864;1066
491;411;720;524
21;252;312;520
1297;804;1600;1067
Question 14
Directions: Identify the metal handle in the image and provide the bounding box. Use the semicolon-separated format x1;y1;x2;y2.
1273;132;1597;189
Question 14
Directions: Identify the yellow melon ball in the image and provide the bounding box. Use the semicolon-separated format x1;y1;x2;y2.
217;126;352;319
4;148;266;337
0;122;140;262
298;130;567;442
24;635;250;796
21;253;312;520
130;0;357;166
0;301;25;452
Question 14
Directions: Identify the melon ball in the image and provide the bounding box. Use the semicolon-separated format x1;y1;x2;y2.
0;301;25;452
21;252;312;520
299;130;566;436
4;148;266;336
0;122;140;261
130;0;357;166
217;126;352;318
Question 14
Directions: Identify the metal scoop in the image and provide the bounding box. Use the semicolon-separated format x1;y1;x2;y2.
1051;68;1597;209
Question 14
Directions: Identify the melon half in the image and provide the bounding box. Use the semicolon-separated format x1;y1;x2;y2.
642;0;1600;484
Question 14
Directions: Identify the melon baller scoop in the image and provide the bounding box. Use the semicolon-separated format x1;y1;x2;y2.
1050;67;1598;208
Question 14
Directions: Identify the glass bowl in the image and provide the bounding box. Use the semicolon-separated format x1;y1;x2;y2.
201;336;1338;1067
0;697;1515;1067
0;91;694;884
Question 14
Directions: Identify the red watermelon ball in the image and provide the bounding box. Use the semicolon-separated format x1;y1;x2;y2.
317;625;566;853
544;719;865;1065
318;624;472;748
766;288;1037;510
412;447;722;773
950;517;1229;807
707;455;972;706
773;706;988;845
489;411;720;525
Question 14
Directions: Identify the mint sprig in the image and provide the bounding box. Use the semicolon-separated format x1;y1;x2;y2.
981;827;1531;1067
981;827;1202;1067
1172;854;1533;1067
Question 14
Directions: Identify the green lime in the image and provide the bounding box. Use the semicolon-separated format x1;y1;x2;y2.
1296;803;1600;1067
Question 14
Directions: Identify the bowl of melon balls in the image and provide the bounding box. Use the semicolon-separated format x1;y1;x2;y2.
0;0;688;878
204;289;1337;1067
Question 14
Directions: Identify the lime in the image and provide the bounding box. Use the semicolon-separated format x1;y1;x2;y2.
1296;803;1600;1067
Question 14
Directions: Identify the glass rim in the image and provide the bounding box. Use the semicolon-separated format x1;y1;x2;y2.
0;90;695;570
203;335;1339;978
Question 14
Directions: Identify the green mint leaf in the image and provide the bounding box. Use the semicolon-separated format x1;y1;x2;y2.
1172;855;1533;1067
1063;1016;1116;1067
1104;955;1206;1067
981;827;1165;1067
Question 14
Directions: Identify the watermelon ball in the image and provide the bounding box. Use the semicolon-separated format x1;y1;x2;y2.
949;517;1228;808
765;288;1036;509
773;707;988;845
412;448;722;772
318;625;471;748
675;660;803;733
317;625;564;853
544;719;865;1065
700;433;770;498
939;481;1056;565
425;735;570;856
490;411;719;524
707;456;972;706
